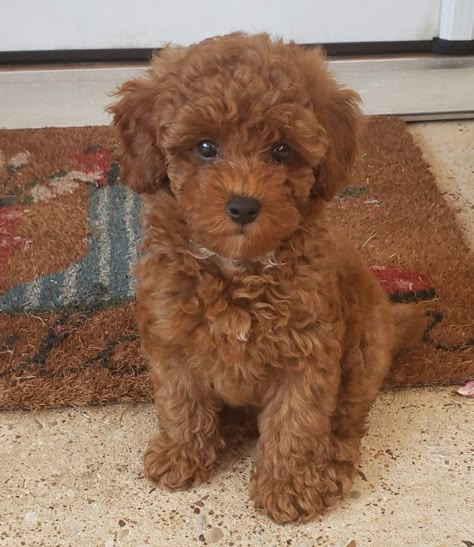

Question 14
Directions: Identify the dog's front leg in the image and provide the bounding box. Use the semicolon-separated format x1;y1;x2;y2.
250;364;350;523
144;368;223;490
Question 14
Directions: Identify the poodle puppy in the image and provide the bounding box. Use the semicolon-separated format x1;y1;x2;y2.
109;33;426;523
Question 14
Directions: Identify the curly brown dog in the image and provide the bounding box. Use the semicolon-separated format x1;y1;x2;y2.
109;32;426;523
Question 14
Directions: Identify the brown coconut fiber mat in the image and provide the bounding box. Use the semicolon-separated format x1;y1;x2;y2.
0;117;473;410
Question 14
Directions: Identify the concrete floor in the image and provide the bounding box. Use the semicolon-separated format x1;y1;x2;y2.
0;109;473;544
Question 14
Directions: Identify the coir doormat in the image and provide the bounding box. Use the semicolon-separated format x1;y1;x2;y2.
0;117;472;410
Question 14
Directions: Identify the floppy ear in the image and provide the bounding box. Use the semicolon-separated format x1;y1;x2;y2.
109;46;189;193
317;86;363;201
108;75;166;194
295;45;363;201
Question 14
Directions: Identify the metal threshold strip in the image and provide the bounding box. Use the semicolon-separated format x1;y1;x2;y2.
0;55;473;129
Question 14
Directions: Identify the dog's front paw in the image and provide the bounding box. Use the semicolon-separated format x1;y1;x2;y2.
250;461;351;523
144;432;218;490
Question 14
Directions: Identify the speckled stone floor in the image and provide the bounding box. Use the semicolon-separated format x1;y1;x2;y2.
1;388;473;547
1;121;473;547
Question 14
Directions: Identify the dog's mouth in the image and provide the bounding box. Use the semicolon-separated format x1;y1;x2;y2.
234;224;249;236
180;180;303;261
200;216;294;261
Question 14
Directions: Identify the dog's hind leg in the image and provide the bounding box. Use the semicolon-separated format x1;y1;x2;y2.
391;303;430;355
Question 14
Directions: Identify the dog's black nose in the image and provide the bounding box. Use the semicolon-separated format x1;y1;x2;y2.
226;196;261;225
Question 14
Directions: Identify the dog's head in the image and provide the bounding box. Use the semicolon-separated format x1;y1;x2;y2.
109;33;362;260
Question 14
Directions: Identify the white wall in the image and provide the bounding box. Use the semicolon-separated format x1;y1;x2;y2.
0;0;441;51
439;0;474;40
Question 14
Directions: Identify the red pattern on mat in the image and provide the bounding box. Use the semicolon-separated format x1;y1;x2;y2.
71;146;113;186
371;265;433;297
0;207;29;277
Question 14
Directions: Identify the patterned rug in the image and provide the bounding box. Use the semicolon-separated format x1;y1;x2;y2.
0;118;473;410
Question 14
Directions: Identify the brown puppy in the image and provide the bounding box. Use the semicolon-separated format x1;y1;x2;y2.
109;33;426;523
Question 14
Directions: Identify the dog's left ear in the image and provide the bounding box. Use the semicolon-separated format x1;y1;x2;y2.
108;47;187;194
316;85;363;201
108;76;166;194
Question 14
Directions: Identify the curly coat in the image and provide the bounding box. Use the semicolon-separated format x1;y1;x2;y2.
109;33;426;523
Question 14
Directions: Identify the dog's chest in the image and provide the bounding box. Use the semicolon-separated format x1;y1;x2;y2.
177;261;331;405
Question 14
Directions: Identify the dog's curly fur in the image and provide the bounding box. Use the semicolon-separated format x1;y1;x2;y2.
109;33;426;523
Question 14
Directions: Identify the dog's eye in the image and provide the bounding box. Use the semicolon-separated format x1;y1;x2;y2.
196;140;219;160
271;143;291;162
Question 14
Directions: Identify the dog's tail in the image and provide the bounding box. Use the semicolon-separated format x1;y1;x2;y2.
391;303;430;355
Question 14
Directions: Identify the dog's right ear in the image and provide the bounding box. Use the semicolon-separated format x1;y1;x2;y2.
108;75;166;194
